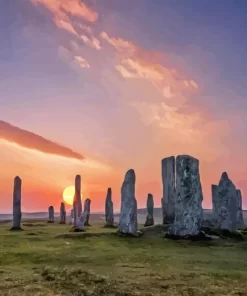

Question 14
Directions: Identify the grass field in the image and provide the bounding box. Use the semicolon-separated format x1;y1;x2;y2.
1;218;247;296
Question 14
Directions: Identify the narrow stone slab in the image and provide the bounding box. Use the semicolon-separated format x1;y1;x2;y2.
72;175;84;231
83;198;91;226
10;176;22;230
118;169;138;236
214;172;237;231
236;189;244;228
59;202;66;224
144;193;154;227
168;155;203;238
70;209;74;225
161;156;175;224
48;206;54;223
105;188;115;227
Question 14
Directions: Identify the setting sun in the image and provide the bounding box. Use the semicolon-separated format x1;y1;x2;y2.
62;185;83;206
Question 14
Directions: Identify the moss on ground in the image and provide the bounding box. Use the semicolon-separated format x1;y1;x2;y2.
1;219;247;295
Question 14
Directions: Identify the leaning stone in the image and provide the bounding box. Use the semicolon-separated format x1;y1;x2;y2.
118;169;138;236
236;189;244;228
48;206;54;223
168;155;203;238
83;198;91;226
214;172;237;231
161;156;175;224
144;193;154;227
59;202;66;224
211;184;218;226
10;176;22;231
73;175;83;231
104;188;116;228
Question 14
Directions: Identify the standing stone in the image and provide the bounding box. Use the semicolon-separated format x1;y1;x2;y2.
48;206;54;223
214;172;237;231
161;156;175;224
73;175;84;231
118;169;138;235
83;198;91;226
144;193;154;227
59;202;66;224
70;209;74;225
168;155;203;238
236;189;244;228
10;176;22;230
105;188;114;227
212;184;218;224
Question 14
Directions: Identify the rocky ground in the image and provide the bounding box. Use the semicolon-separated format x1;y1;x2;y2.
1;217;247;296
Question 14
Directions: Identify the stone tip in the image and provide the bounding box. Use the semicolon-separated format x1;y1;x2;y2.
75;174;81;180
107;187;112;194
176;154;199;162
221;172;229;179
147;193;153;197
211;184;217;188
124;169;136;182
161;156;175;162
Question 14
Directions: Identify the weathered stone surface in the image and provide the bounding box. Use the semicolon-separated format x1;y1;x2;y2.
73;175;84;231
59;202;66;224
236;189;244;228
144;193;154;227
105;188;114;227
168;155;203;238
118;169;138;235
48;206;54;223
10;176;22;230
70;209;74;225
212;184;218;224
214;172;237;231
161;156;175;224
83;198;91;226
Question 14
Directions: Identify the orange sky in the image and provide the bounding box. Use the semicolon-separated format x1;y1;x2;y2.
1;0;247;213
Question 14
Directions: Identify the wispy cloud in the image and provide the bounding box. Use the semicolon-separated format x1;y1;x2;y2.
81;34;101;50
0;120;84;160
100;31;198;107
74;55;90;68
30;0;98;23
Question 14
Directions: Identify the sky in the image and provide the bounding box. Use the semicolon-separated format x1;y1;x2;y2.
1;0;247;213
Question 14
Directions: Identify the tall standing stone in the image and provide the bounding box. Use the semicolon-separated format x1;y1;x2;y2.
70;209;74;225
73;175;84;231
48;206;54;223
105;188;114;227
83;198;91;226
168;155;203;238
212;184;218;224
118;169;138;235
161;156;175;224
144;193;154;227
214;172;237;231
236;189;244;228
59;202;66;224
10;176;22;230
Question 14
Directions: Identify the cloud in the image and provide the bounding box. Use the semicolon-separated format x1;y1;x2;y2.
74;55;90;68
101;32;198;108
30;0;98;23
0;120;84;160
53;17;78;36
81;34;101;50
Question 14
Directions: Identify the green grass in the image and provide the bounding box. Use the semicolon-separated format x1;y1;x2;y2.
1;219;247;295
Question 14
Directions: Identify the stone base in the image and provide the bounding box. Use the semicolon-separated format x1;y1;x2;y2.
144;219;154;227
116;230;143;237
69;227;85;232
47;221;54;223
103;224;118;229
84;223;91;227
202;227;244;241
165;231;211;241
9;226;23;231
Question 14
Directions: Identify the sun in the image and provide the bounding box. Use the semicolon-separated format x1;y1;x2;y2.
62;185;83;206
